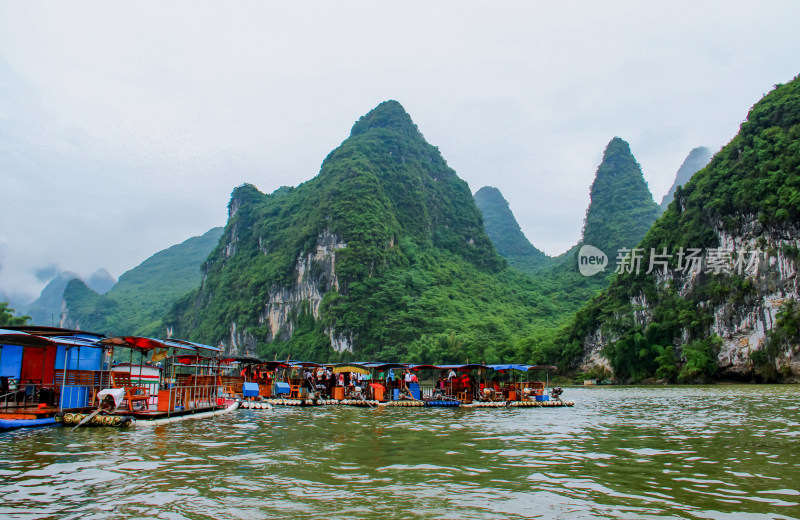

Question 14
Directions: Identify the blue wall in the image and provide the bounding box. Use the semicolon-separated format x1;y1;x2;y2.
55;345;104;409
0;344;24;379
55;345;103;371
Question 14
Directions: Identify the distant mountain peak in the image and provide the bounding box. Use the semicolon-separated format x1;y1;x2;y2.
474;186;548;272
350;100;421;139
659;146;713;211
87;268;116;295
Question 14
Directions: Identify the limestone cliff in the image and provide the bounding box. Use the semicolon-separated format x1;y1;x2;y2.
561;76;800;382
167;101;552;363
576;217;799;380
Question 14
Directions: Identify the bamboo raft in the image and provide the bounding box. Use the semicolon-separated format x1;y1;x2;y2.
238;398;576;408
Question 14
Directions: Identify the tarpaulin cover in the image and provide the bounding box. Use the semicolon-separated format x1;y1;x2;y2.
98;388;125;408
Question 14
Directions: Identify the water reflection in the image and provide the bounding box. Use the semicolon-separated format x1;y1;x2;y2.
1;386;798;519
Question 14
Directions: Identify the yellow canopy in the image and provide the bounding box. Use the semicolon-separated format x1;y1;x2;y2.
333;366;369;375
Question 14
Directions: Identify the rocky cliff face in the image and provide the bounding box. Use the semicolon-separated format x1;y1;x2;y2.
566;76;800;383
260;230;347;345
578;217;799;379
221;230;348;355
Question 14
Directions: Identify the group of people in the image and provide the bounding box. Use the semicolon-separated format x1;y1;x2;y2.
437;369;478;395
237;364;485;400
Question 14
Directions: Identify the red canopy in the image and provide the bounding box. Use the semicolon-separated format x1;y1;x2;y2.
100;336;169;351
174;354;212;365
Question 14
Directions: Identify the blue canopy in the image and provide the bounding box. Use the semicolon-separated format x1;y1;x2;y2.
489;364;530;372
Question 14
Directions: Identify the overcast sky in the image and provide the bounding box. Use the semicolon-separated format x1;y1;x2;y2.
1;1;799;303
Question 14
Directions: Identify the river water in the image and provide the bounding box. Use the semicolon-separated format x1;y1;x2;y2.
1;385;798;519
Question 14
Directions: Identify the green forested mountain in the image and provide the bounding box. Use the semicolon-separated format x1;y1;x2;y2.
473;186;549;273
659;146;712;212
25;269;115;326
582;137;661;261
519;138;661;325
167;101;563;362
62;227;223;336
552;76;800;383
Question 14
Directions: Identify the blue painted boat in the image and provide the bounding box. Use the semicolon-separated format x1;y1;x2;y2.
0;417;56;430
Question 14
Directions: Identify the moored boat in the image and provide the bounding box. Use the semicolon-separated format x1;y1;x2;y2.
1;326;108;429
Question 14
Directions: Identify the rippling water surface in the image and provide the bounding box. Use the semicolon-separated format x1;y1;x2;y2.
2;386;799;519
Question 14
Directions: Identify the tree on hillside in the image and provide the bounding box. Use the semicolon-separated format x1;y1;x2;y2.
0;302;31;327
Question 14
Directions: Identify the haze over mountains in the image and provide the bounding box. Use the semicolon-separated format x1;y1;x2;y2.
23;268;115;326
473;186;548;273
659;146;713;211
5;74;798;384
61;227;223;336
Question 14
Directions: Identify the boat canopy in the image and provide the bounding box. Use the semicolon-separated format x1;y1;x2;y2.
47;336;105;348
408;364;440;372
332;365;369;375
527;365;557;371
158;339;200;352
0;329;57;348
161;338;222;352
101;336;170;351
489;364;531;372
438;363;489;371
220;356;264;365
289;361;323;368
260;360;290;369
363;362;408;370
173;354;214;365
2;325;105;340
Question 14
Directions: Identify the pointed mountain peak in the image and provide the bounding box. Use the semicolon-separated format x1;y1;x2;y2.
581;137;659;258
598;137;636;173
350;100;421;138
474;186;504;201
